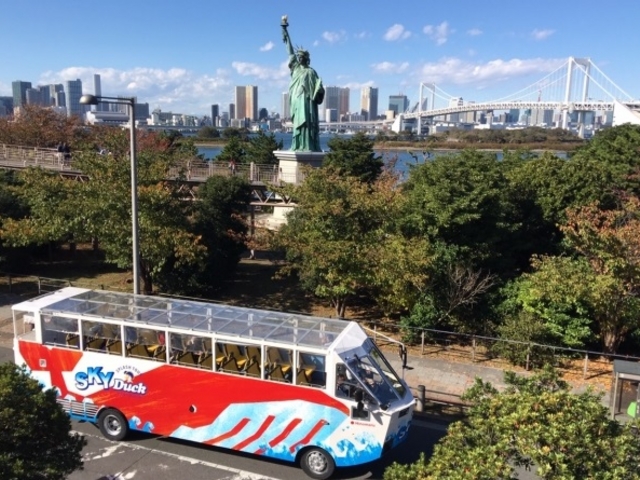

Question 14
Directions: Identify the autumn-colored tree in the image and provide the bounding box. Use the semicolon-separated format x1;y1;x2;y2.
0;105;85;148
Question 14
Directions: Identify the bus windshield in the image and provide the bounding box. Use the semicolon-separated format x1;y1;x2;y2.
365;339;406;397
346;345;404;407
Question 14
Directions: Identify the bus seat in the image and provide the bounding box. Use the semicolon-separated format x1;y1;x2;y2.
296;369;311;386
245;359;261;378
177;351;199;367
215;343;228;367
149;344;166;361
220;356;240;374
246;345;261;363
106;340;122;355
86;337;106;351
269;365;290;383
66;334;80;349
127;343;149;358
225;344;248;369
199;353;213;370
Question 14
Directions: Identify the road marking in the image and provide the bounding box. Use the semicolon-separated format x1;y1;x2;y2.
73;430;282;480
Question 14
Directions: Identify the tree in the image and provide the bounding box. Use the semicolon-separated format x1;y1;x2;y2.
384;367;640;480
1;128;207;294
196;126;220;139
0;105;84;148
0;364;86;480
216;136;246;165
244;130;283;165
275;167;431;318
156;175;252;295
323;131;384;183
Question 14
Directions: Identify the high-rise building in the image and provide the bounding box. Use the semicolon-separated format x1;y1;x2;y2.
211;104;219;126
360;87;378;121
388;95;409;116
65;79;83;117
281;92;290;120
26;88;42;106
234;87;245;120
234;85;258;121
0;96;13;116
246;85;258;121
322;86;350;120
93;74;104;111
49;84;65;107
229;103;235;120
12;80;32;110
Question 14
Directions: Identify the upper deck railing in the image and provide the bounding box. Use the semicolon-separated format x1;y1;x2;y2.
0;144;300;185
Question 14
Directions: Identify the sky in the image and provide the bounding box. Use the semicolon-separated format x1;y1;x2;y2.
2;0;639;117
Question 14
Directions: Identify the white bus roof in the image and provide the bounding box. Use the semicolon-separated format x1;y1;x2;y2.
15;287;357;350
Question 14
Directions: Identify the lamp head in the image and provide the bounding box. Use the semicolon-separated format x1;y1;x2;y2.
79;94;99;105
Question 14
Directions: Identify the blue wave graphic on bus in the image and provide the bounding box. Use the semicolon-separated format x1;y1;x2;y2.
168;400;382;466
129;415;155;433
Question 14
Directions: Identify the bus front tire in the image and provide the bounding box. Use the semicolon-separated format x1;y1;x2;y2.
300;447;335;480
98;408;129;441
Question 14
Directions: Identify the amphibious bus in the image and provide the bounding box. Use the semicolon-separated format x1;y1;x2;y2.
12;287;414;479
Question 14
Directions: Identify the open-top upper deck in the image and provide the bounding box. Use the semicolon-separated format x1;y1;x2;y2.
13;287;352;351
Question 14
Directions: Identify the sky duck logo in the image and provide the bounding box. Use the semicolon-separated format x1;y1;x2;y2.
75;366;147;394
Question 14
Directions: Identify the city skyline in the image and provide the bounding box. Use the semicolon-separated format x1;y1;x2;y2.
2;1;640;116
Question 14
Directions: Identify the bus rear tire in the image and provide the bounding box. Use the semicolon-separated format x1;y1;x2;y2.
98;408;128;441
300;447;335;480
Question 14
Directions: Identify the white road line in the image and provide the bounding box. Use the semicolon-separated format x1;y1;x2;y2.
73;430;282;480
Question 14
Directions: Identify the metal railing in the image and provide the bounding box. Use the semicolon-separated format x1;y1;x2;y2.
0;144;308;185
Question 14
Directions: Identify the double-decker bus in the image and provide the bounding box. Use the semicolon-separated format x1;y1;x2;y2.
12;287;414;479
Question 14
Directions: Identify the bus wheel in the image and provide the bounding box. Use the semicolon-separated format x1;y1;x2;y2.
300;447;335;480
98;408;128;441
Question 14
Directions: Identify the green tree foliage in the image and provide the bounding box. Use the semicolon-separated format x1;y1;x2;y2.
156;175;251;295
275;168;431;318
1;128;206;294
196;126;221;139
0;364;86;480
243;130;283;165
323;132;384;183
384;367;640;480
216;136;246;165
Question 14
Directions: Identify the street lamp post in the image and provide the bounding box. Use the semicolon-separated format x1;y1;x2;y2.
80;94;140;295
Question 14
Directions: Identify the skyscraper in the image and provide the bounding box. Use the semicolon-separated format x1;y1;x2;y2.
322;86;350;120
211;104;219;126
229;103;235;120
388;95;409;116
234;86;246;120
234;85;258;121
281;92;290;120
12;80;32;110
360;87;378;121
93;74;104;111
49;84;64;107
65;79;83;117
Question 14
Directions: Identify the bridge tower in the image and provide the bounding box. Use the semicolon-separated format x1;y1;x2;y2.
419;83;436;135
562;57;591;133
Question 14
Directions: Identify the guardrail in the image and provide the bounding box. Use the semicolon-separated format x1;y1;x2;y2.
0;144;307;185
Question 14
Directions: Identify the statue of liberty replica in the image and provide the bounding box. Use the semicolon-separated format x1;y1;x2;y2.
281;16;325;152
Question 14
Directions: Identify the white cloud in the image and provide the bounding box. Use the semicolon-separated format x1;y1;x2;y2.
371;61;410;74
321;30;346;44
531;28;555;40
414;57;565;87
423;21;452;45
354;31;369;40
467;28;483;36
231;61;288;80
38;66;233;115
383;24;411;41
259;41;274;52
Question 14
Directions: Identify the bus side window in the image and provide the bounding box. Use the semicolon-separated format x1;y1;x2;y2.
43;315;78;349
297;352;326;389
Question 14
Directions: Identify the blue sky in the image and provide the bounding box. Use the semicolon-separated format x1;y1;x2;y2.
2;0;639;116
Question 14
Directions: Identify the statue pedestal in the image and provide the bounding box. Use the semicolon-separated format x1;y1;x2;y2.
273;150;325;185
